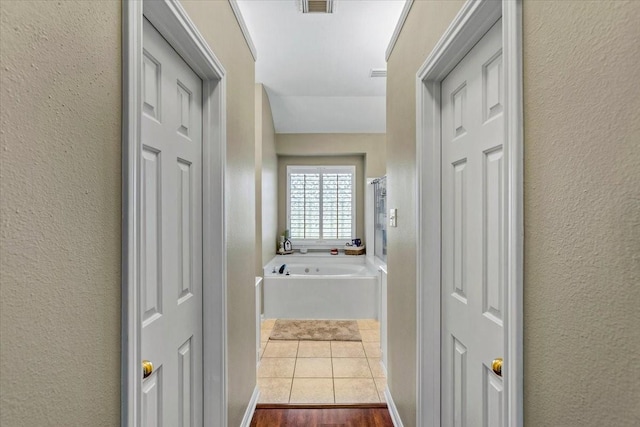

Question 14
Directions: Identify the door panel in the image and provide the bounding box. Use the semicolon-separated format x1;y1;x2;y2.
178;338;193;427
453;338;467;427
483;366;503;427
177;158;193;302
441;19;504;427
142;368;162;427
142;18;203;427
142;146;162;324
483;147;503;324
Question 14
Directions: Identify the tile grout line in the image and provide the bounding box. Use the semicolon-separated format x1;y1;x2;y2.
366;356;382;403
330;340;336;403
288;340;299;403
362;325;383;403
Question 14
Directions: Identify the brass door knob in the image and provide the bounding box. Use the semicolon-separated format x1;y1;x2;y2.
492;358;503;377
142;360;154;379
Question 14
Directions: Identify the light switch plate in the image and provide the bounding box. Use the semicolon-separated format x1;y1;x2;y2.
389;208;397;227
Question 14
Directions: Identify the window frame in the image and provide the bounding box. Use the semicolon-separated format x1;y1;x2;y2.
286;165;356;248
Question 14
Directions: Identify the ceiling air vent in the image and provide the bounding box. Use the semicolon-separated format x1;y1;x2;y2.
370;69;387;78
301;0;334;14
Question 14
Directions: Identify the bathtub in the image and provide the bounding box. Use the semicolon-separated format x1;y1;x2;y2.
263;255;379;320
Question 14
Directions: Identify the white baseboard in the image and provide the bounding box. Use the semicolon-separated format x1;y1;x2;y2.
381;359;388;378
239;386;260;427
384;387;404;427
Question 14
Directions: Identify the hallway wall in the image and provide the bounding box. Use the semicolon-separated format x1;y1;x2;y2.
0;1;258;426
0;1;122;425
256;84;277;274
276;133;386;178
521;1;640;424
386;1;465;425
180;2;257;425
386;1;640;426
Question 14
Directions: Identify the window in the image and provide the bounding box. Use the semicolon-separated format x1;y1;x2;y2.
287;165;355;244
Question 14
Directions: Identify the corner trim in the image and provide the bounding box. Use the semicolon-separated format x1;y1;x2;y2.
121;1;143;425
239;386;261;427
415;0;501;80
385;0;414;61
228;0;258;61
383;388;404;427
503;1;524;425
415;1;523;426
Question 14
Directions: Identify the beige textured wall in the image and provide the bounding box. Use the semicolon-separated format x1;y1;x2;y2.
276;133;386;178
0;1;122;426
522;1;640;424
258;85;278;269
386;1;464;425
387;0;640;426
277;156;366;245
180;2;257;425
1;1;257;426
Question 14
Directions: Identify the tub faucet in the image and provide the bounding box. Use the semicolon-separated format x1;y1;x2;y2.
278;264;287;274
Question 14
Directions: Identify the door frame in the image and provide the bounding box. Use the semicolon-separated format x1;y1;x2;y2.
122;0;227;425
415;0;523;426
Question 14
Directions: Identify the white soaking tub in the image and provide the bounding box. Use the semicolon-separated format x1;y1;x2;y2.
263;254;379;319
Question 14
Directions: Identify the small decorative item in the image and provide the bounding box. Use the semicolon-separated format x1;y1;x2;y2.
279;231;294;254
351;238;362;247
330;248;339;255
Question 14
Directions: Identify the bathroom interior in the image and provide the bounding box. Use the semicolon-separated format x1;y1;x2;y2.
255;153;389;404
245;1;401;405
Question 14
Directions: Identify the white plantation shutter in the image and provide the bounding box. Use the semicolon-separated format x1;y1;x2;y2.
289;173;320;239
322;173;353;239
287;166;355;242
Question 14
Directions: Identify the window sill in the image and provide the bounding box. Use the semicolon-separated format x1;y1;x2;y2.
290;240;353;250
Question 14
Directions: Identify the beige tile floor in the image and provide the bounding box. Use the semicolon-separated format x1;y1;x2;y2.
257;319;386;404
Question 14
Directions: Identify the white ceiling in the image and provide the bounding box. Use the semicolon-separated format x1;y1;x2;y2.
235;0;406;134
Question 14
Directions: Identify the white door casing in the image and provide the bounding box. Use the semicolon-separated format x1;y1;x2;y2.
141;19;203;426
416;1;523;426
440;19;504;426
122;1;227;426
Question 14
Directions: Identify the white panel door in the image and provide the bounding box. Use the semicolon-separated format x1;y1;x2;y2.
141;18;203;427
441;19;504;427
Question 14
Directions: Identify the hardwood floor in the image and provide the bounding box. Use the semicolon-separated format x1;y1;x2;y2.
250;403;394;426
